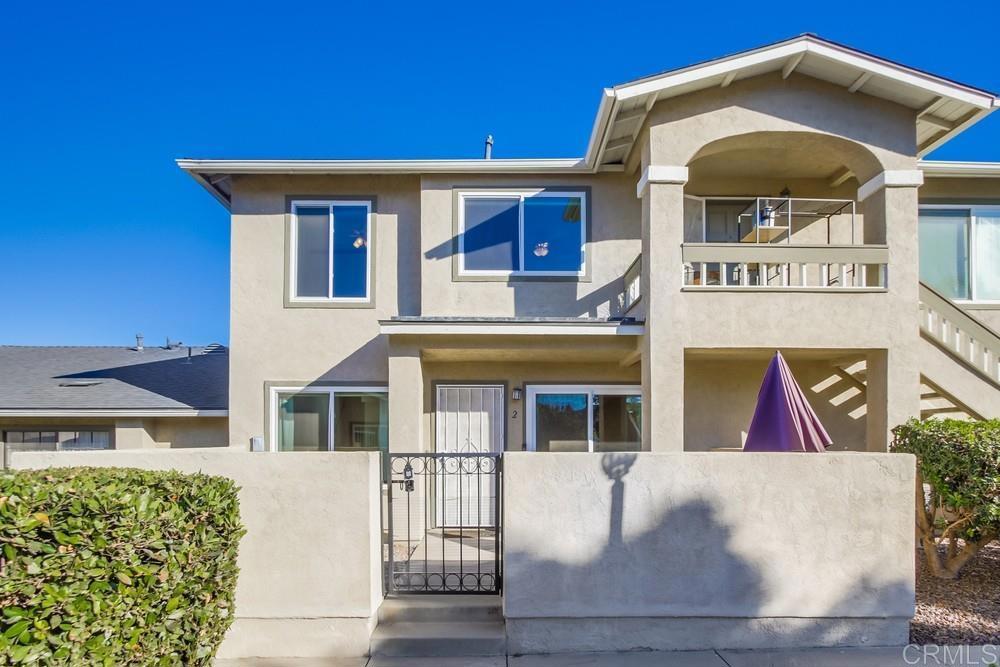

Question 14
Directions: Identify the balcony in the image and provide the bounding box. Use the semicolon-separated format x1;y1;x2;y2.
680;195;886;291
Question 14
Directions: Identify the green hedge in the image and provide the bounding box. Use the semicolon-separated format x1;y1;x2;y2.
0;467;244;665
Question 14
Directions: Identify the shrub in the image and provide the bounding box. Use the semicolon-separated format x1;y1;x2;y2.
892;418;1000;579
0;467;244;665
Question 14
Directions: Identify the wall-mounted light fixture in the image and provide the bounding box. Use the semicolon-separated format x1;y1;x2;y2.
511;387;522;401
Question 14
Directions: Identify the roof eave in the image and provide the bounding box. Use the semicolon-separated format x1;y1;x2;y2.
0;409;229;417
610;35;996;107
920;160;1000;178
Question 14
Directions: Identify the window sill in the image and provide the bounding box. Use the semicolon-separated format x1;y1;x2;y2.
958;302;1000;310
284;298;375;309
453;273;591;283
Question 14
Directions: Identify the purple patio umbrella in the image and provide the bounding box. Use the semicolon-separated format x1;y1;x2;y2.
743;351;832;452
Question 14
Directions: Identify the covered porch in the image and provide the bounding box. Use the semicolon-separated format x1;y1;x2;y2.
684;348;893;452
381;317;643;455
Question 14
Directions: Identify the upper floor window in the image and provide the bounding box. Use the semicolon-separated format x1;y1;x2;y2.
458;190;587;277
919;206;1000;303
290;200;372;303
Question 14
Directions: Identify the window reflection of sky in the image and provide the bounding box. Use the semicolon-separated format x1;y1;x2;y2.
536;393;588;411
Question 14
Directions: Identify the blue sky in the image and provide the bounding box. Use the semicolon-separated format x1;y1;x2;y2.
3;1;999;346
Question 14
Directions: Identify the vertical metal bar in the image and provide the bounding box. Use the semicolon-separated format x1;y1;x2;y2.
477;454;482;591
495;454;502;593
424;455;429;592
458;454;463;591
444;456;448;593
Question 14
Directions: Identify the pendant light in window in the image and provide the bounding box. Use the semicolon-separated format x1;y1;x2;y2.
533;242;550;257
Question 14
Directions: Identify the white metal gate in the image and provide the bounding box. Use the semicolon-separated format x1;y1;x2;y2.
435;385;504;527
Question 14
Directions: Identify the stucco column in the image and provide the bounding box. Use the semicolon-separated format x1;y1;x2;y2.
387;338;424;453
860;171;923;450
638;166;688;451
114;419;156;449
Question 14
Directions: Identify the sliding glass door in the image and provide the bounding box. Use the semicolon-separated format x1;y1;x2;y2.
527;385;641;452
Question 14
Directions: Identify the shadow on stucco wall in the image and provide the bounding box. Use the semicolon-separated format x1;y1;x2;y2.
502;452;913;652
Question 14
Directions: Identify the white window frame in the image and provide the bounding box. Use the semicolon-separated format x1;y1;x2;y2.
457;190;587;277
920;204;1000;305
525;384;641;452
289;200;373;303
268;385;387;452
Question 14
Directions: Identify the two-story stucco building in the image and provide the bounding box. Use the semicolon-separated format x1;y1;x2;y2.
11;33;1000;661
180;34;1000;461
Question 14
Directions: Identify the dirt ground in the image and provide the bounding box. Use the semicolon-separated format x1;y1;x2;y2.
911;543;1000;644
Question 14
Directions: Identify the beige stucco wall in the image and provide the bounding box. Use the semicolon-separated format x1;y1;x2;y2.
228;174;421;448
419;173;641;318
684;356;867;452
9;450;383;659
503;451;915;653
150;417;228;448
921;176;1000;202
964;308;1000;333
645;72;916;175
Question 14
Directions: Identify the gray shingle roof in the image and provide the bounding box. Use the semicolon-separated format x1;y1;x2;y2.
0;345;228;412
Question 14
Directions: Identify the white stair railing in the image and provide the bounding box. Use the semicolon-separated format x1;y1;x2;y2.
920;282;1000;387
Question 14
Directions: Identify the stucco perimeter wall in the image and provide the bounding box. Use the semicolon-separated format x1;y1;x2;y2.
503;452;915;654
9;450;383;659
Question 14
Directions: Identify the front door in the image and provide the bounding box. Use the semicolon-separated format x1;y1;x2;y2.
435;384;504;527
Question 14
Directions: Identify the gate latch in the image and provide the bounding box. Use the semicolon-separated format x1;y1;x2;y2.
399;463;415;492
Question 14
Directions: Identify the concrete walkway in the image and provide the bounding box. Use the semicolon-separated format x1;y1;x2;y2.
216;645;1000;666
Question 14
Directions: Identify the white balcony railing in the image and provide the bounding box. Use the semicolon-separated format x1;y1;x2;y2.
618;255;641;314
681;244;888;290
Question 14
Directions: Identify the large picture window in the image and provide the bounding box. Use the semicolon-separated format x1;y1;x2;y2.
526;385;641;452
458;190;586;277
920;206;1000;303
290;200;372;303
270;386;388;456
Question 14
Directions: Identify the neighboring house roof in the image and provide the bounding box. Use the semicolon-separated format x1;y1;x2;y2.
0;345;228;416
179;34;998;208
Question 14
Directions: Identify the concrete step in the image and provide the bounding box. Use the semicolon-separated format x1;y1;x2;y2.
370;620;507;657
378;595;503;624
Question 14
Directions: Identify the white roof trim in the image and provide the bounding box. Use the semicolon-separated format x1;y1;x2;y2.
920;160;1000;178
379;321;644;336
0;409;228;418
177;158;599;175
610;36;995;108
